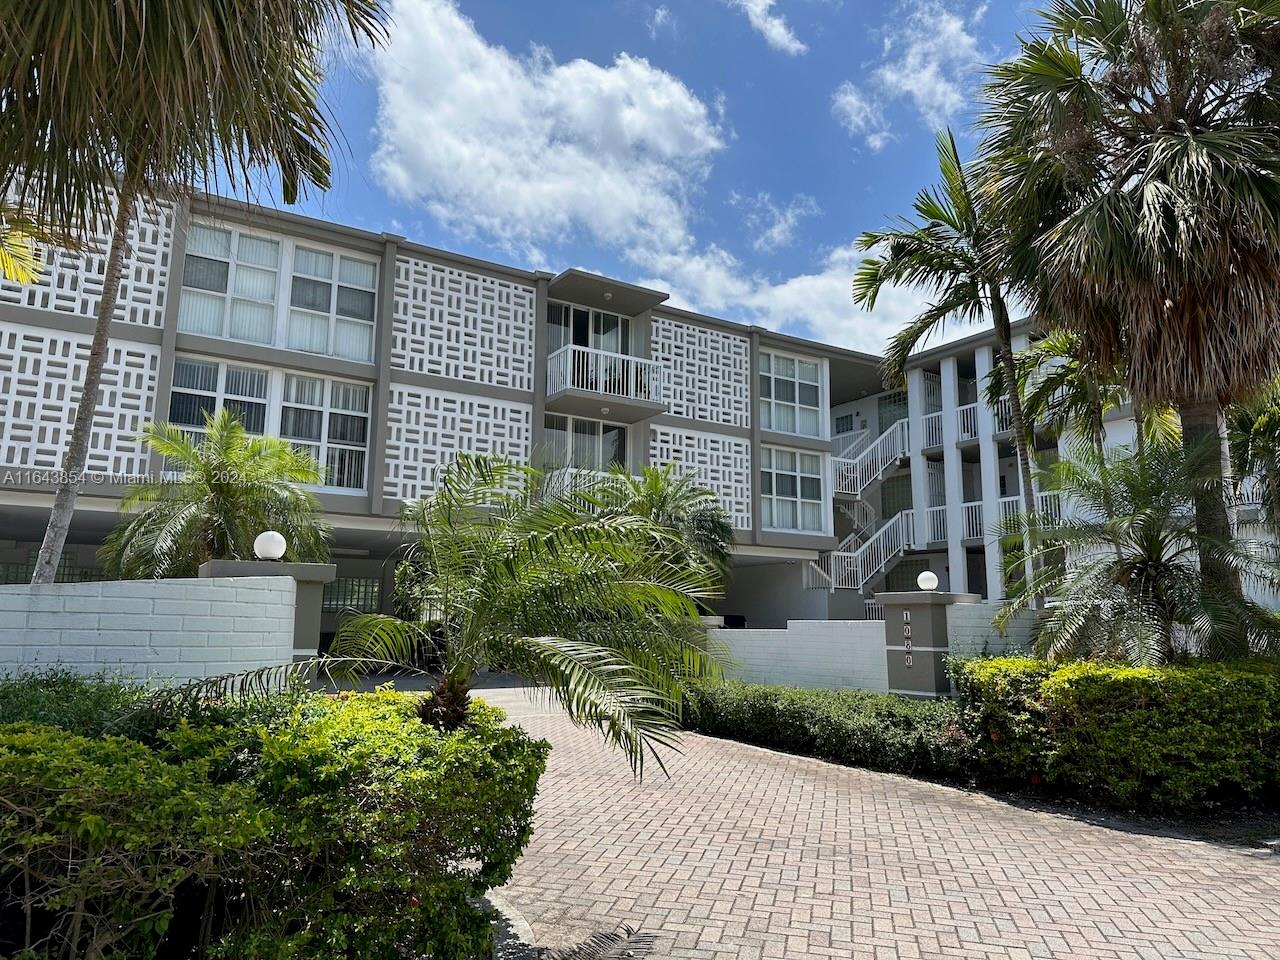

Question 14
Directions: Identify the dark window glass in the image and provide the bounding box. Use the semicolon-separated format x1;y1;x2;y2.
172;358;219;392
776;474;798;497
798;383;820;407
280;406;323;442
572;307;591;347
800;476;822;500
336;286;375;321
328;412;368;445
168;391;217;427
291;276;332;312
774;379;796;403
224;399;266;434
602;424;627;468
759;374;771;399
760;473;773;495
326;447;365;488
182;256;229;293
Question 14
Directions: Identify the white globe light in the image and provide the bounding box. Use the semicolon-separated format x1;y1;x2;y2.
916;570;940;591
253;530;287;561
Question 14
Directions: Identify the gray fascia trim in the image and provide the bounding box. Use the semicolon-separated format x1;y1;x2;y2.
654;303;883;366
649;413;751;440
190;193;539;286
0;303;163;346
173;333;378;381
367;237;400;516
903;317;1038;369
388;368;535;406
758;431;833;453
756;530;838;550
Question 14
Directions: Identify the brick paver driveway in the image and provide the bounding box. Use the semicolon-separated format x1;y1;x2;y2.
480;685;1280;960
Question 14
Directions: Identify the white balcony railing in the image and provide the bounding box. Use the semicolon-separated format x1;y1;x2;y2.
832;419;909;497
922;411;944;447
863;599;885;621
826;510;915;592
957;403;979;441
926;505;947;544
962;501;984;540
546;345;665;405
994;396;1015;434
998;492;1062;526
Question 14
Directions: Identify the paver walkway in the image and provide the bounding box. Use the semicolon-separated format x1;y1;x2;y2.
481;685;1280;960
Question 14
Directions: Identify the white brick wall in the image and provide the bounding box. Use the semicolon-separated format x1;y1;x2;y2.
0;577;296;682
947;603;1034;659
711;620;888;692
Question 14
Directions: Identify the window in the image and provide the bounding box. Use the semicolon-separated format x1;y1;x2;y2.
178;220;378;362
167;355;371;491
759;351;823;437
834;413;856;435
543;414;627;471
279;374;370;489
760;447;825;533
168;357;269;437
323;577;383;613
179;224;280;344
546;303;630;355
288;247;378;362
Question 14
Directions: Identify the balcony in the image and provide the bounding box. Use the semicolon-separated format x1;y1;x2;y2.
545;345;668;422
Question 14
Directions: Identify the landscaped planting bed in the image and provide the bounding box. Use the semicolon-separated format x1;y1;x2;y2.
0;672;548;960
684;657;1280;815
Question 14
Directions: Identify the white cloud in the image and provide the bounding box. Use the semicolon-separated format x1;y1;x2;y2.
831;82;892;151
370;0;930;357
647;5;674;39
725;0;807;55
730;191;820;252
832;1;985;148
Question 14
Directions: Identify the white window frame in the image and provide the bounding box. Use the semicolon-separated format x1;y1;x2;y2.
546;300;632;356
178;219;379;363
760;445;827;534
178;224;281;345
168;357;271;439
542;413;629;472
167;354;372;494
758;349;828;439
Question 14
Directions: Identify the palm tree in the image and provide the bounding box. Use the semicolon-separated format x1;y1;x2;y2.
332;455;726;775
1227;382;1280;535
589;463;736;574
981;0;1280;658
0;205;39;284
997;440;1280;665
3;0;389;585
853;130;1038;525
101;409;330;579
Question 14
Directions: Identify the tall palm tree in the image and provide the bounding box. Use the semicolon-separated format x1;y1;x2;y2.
589;463;736;574
997;441;1280;664
2;0;389;585
332;455;727;775
853;130;1038;525
981;0;1280;658
101;409;330;579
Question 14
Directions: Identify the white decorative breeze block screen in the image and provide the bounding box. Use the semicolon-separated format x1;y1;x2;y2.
382;383;532;501
0;321;160;477
650;425;752;529
0;194;175;328
392;255;536;391
651;315;751;429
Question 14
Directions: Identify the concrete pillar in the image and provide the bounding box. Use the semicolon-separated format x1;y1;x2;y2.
906;367;929;550
939;357;968;593
198;560;336;659
974;346;1003;599
877;588;981;698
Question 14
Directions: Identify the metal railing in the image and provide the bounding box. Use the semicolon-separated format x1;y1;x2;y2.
922;411;944;447
322;577;383;613
863;599;885;621
832;419;909;497
833;428;872;460
994;396;1015;434
546;345;665;404
963;501;984;540
825;509;915;592
957;403;979;441
926;505;947;544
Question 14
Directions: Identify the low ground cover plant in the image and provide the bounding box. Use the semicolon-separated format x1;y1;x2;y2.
0;672;548;960
686;657;1280;815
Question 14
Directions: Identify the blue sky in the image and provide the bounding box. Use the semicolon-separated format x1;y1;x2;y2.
276;0;1035;353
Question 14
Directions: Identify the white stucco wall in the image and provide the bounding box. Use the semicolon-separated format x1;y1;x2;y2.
0;577;296;682
712;619;889;692
947;602;1035;659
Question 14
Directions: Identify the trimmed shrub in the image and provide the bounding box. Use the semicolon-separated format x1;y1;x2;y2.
0;683;549;960
684;679;973;780
952;656;1280;812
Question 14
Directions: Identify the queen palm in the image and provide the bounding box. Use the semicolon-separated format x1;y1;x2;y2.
101;409;330;578
332;455;726;775
854;130;1038;525
3;0;389;585
982;0;1280;657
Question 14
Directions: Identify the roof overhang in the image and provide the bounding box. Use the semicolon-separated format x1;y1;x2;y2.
547;269;669;316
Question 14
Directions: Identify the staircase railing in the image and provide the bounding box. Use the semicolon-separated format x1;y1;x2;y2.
825;509;915;592
832;419;909;497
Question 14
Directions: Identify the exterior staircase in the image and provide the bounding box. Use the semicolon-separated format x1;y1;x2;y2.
803;509;915;594
831;419;908;497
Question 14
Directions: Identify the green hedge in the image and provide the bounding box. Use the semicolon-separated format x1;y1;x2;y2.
0;678;549;960
686;659;1280;815
953;656;1280;812
683;679;973;780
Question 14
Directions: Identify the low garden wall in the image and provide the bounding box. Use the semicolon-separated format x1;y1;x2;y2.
0;577;296;681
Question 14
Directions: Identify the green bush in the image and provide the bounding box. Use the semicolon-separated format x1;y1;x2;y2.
952;656;1280;812
684;679;973;780
0;682;549;960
